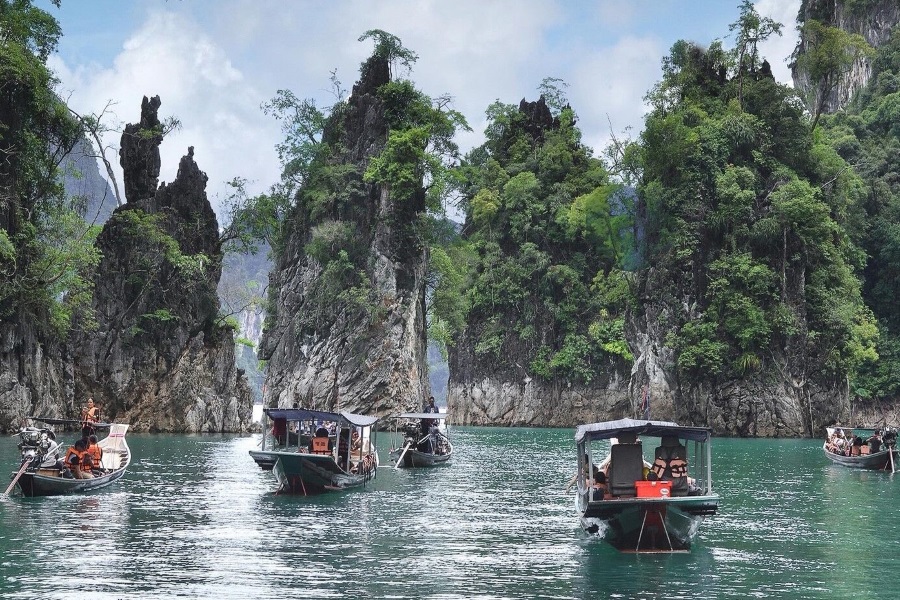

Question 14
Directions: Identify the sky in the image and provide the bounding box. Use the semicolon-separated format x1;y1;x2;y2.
40;0;802;218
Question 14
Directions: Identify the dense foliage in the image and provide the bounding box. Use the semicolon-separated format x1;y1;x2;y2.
823;24;900;404
636;4;876;393
0;0;100;337
447;93;634;383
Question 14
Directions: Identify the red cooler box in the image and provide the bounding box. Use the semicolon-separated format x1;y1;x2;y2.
635;480;672;498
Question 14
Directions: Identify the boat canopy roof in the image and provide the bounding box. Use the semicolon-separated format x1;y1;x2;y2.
263;408;379;428
395;412;448;420
575;418;712;443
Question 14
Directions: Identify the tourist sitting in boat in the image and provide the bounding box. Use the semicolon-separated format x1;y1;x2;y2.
87;434;105;474
308;427;333;455
65;438;93;479
849;434;864;456
826;429;847;455
868;430;883;454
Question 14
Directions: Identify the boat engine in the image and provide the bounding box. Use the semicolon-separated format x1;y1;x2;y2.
17;427;61;470
883;427;897;448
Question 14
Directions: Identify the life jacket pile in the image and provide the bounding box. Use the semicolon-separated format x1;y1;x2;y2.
650;448;688;479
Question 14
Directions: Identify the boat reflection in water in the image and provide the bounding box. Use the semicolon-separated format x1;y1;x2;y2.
574;418;719;552
249;407;379;495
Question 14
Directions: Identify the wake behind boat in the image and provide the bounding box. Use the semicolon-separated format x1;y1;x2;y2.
7;421;131;497
250;407;379;495
389;412;453;468
823;426;898;472
574;418;719;553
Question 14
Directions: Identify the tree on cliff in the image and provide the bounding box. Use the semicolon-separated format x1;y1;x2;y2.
636;23;876;433
444;90;634;385
793;19;874;129
0;0;101;337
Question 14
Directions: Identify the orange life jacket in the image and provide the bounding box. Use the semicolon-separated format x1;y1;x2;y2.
311;437;331;455
83;406;97;421
88;444;103;467
65;447;88;471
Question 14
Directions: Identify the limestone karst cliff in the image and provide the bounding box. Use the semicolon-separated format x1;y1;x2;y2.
259;55;430;416
71;96;253;432
448;97;634;427
792;0;900;114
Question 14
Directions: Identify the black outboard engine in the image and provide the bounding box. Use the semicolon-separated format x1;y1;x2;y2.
883;427;898;448
17;427;60;471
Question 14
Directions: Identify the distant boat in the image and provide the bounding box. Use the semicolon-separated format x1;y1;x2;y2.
7;419;131;497
389;412;453;468
249;407;380;495
823;426;898;472
574;418;719;553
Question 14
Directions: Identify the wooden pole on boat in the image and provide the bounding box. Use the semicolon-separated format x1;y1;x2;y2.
889;447;896;474
394;442;412;469
4;460;31;495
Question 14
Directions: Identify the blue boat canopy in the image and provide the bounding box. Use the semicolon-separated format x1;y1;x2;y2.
395;412;448;420
575;418;712;443
263;408;379;428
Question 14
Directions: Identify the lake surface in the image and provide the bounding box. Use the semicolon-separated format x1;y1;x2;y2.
1;427;898;599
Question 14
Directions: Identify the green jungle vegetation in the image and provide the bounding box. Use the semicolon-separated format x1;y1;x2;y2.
1;0;898;411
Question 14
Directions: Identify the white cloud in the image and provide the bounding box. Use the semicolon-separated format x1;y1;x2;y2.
51;9;282;216
46;0;805;222
756;0;802;84
569;34;665;155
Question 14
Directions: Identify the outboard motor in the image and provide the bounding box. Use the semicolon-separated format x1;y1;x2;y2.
883;427;898;448
17;427;61;470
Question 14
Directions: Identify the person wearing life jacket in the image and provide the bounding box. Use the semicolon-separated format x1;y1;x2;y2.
80;397;100;438
87;434;104;473
65;438;93;479
308;427;333;455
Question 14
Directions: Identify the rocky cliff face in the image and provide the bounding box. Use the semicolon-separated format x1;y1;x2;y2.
0;322;71;432
626;266;847;437
792;0;900;113
259;56;430;416
449;333;631;427
72;96;253;432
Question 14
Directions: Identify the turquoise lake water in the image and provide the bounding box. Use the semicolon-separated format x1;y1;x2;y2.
1;427;898;599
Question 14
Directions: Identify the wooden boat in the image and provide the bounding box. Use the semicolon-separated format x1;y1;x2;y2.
389;412;453;468
574;418;719;553
249;407;380;495
823;426;898;472
7;421;131;497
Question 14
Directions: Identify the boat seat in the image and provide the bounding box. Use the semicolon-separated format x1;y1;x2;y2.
609;442;644;497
